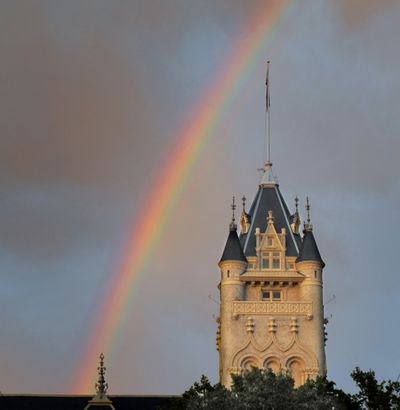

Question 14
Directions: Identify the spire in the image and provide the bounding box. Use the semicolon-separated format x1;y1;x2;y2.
296;198;324;267
259;61;278;187
84;353;115;410
296;228;325;267
265;60;271;164
242;195;246;212
230;196;237;231
304;196;312;232
220;198;246;264
95;353;108;398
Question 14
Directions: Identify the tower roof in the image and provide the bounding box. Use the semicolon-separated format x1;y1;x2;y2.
220;225;247;263
240;183;301;257
296;227;325;267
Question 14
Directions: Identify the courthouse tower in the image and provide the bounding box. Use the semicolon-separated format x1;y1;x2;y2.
216;162;326;387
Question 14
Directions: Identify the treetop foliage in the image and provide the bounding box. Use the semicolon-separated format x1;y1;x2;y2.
166;367;400;410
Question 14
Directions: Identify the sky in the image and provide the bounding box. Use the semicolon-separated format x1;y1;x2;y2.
0;0;399;396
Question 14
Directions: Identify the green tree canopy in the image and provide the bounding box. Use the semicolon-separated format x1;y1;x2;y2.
168;367;400;409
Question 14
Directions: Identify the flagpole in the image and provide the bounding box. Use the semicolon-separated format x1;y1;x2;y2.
264;108;267;165
265;60;271;165
268;86;271;164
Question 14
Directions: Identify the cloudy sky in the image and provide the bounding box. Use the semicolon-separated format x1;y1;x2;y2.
0;0;399;395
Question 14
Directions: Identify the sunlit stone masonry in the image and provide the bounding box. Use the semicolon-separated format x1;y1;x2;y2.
217;162;326;387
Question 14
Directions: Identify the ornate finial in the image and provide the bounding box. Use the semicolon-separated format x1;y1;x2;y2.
229;196;237;231
304;197;313;232
291;196;301;234
240;195;250;234
267;210;274;224
306;196;311;225
95;353;108;398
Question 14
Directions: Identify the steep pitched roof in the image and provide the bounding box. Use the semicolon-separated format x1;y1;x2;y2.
296;228;325;267
220;225;247;263
240;185;300;257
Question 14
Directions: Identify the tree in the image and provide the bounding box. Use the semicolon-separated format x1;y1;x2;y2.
170;367;400;409
350;367;400;409
166;375;234;410
231;367;297;409
173;368;344;410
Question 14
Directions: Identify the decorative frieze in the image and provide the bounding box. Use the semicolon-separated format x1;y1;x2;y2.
232;301;312;317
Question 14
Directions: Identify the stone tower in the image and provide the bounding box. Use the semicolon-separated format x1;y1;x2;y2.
217;163;326;387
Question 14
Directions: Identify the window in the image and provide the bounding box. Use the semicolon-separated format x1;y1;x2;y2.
261;252;281;270
247;262;256;270
272;291;281;301
272;252;280;269
262;290;270;300
262;252;270;269
262;258;270;269
262;290;281;301
267;237;274;247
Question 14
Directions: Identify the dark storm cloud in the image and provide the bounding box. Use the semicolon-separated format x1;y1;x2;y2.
0;1;159;261
0;0;256;263
0;1;154;188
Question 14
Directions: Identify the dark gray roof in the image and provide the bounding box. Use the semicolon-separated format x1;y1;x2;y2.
220;225;247;263
0;395;173;410
296;228;325;267
240;185;300;257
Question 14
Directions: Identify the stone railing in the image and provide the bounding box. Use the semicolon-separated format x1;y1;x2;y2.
232;301;312;317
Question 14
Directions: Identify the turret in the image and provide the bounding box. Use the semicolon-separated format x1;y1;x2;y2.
218;197;246;385
296;198;326;375
219;196;247;279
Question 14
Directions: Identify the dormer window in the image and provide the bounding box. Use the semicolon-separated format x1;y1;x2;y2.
261;252;281;270
267;237;274;247
262;252;270;269
272;252;280;269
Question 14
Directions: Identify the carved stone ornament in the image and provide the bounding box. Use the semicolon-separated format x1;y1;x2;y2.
232;301;313;317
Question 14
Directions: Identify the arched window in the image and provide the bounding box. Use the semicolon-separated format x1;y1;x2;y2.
240;356;258;371
287;358;306;387
264;357;281;374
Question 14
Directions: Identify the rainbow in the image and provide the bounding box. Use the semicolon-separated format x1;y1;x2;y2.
73;0;296;393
